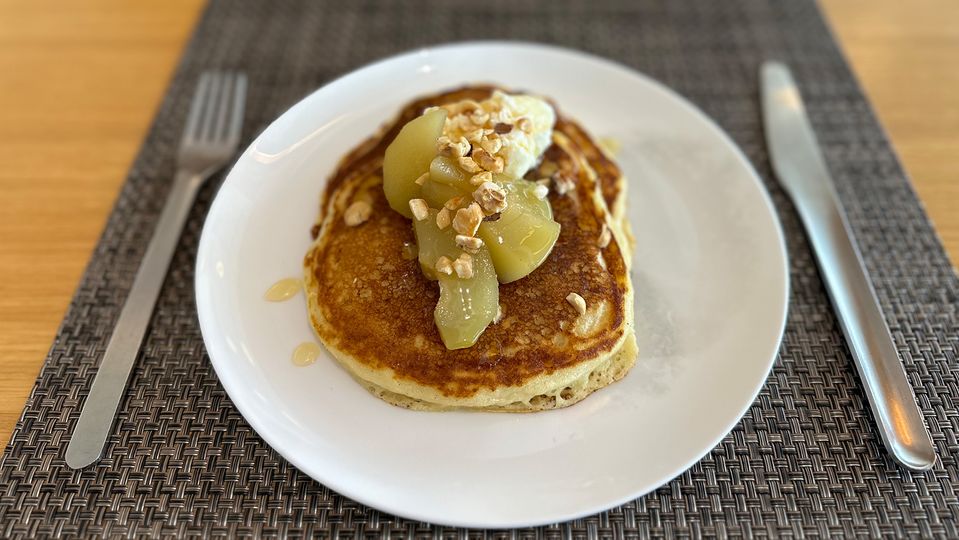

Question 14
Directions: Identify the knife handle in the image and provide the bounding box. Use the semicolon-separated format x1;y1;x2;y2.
797;188;936;470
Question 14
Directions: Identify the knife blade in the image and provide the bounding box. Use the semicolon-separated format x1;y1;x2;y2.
760;61;935;470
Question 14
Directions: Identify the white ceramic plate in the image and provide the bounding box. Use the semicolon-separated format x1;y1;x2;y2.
196;42;788;528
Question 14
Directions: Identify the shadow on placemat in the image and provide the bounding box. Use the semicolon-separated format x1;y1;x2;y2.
1;0;956;537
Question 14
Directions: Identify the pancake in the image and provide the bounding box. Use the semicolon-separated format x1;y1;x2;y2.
556;118;635;262
303;86;636;411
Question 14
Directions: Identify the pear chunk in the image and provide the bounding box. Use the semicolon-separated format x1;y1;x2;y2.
383;109;447;217
412;209;499;349
477;181;561;283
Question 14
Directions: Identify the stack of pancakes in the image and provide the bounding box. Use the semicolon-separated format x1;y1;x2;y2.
304;87;636;412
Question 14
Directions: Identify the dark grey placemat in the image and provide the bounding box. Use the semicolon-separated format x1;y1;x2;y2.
2;0;957;537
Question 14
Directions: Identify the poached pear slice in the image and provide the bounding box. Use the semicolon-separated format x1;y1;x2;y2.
412;209;499;349
421;179;466;209
435;259;498;350
430;155;473;190
477;184;561;283
420;156;475;207
501;177;553;220
383;109;447;218
413;208;458;279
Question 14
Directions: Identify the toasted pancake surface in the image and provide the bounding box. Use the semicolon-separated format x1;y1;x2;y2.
304;87;635;410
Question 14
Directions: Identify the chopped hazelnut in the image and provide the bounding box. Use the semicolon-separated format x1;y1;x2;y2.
436;207;451;230
480;137;503;155
409;198;429;221
452;253;474;279
436;135;452;156
470;171;493;186
473;149;504;173
465;129;485;144
453;114;474;132
453;203;483;236
435;256;454;275
460;103;482;117
553;170;575;195
566;292;587;315
414;172;429;186
469;110;490;127
444;196;466;210
455;137;472;157
473;181;508;214
457;156;483;173
493;122;513;134
343;201;372;226
450;100;481;115
533;184;549;200
438;136;470;157
455;235;484;254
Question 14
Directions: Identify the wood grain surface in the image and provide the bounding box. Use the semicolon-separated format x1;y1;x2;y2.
0;0;956;447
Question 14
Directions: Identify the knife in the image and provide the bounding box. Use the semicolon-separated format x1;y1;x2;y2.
760;61;935;470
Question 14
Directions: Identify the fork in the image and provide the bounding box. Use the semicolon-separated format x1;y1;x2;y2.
65;71;247;469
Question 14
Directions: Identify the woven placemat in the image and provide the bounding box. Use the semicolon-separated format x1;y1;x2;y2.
2;0;957;537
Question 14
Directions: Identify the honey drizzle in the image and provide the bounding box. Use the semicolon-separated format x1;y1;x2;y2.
264;278;302;302
292;342;321;367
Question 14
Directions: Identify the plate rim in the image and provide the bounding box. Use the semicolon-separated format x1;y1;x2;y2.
195;40;790;528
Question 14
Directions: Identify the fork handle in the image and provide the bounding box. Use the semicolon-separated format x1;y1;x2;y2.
66;170;202;469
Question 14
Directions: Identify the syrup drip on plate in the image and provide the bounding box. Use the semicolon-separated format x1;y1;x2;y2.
292;342;321;367
264;278;302;302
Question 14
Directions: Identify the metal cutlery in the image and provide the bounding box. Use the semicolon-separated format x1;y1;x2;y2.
65;71;248;469
760;61;935;470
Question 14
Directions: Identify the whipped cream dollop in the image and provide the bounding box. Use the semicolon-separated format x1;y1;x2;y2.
432;90;555;179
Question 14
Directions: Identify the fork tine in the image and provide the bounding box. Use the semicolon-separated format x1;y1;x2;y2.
210;72;235;143
226;74;247;144
199;72;224;142
181;72;213;144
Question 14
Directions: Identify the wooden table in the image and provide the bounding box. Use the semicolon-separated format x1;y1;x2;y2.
1;1;956;447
